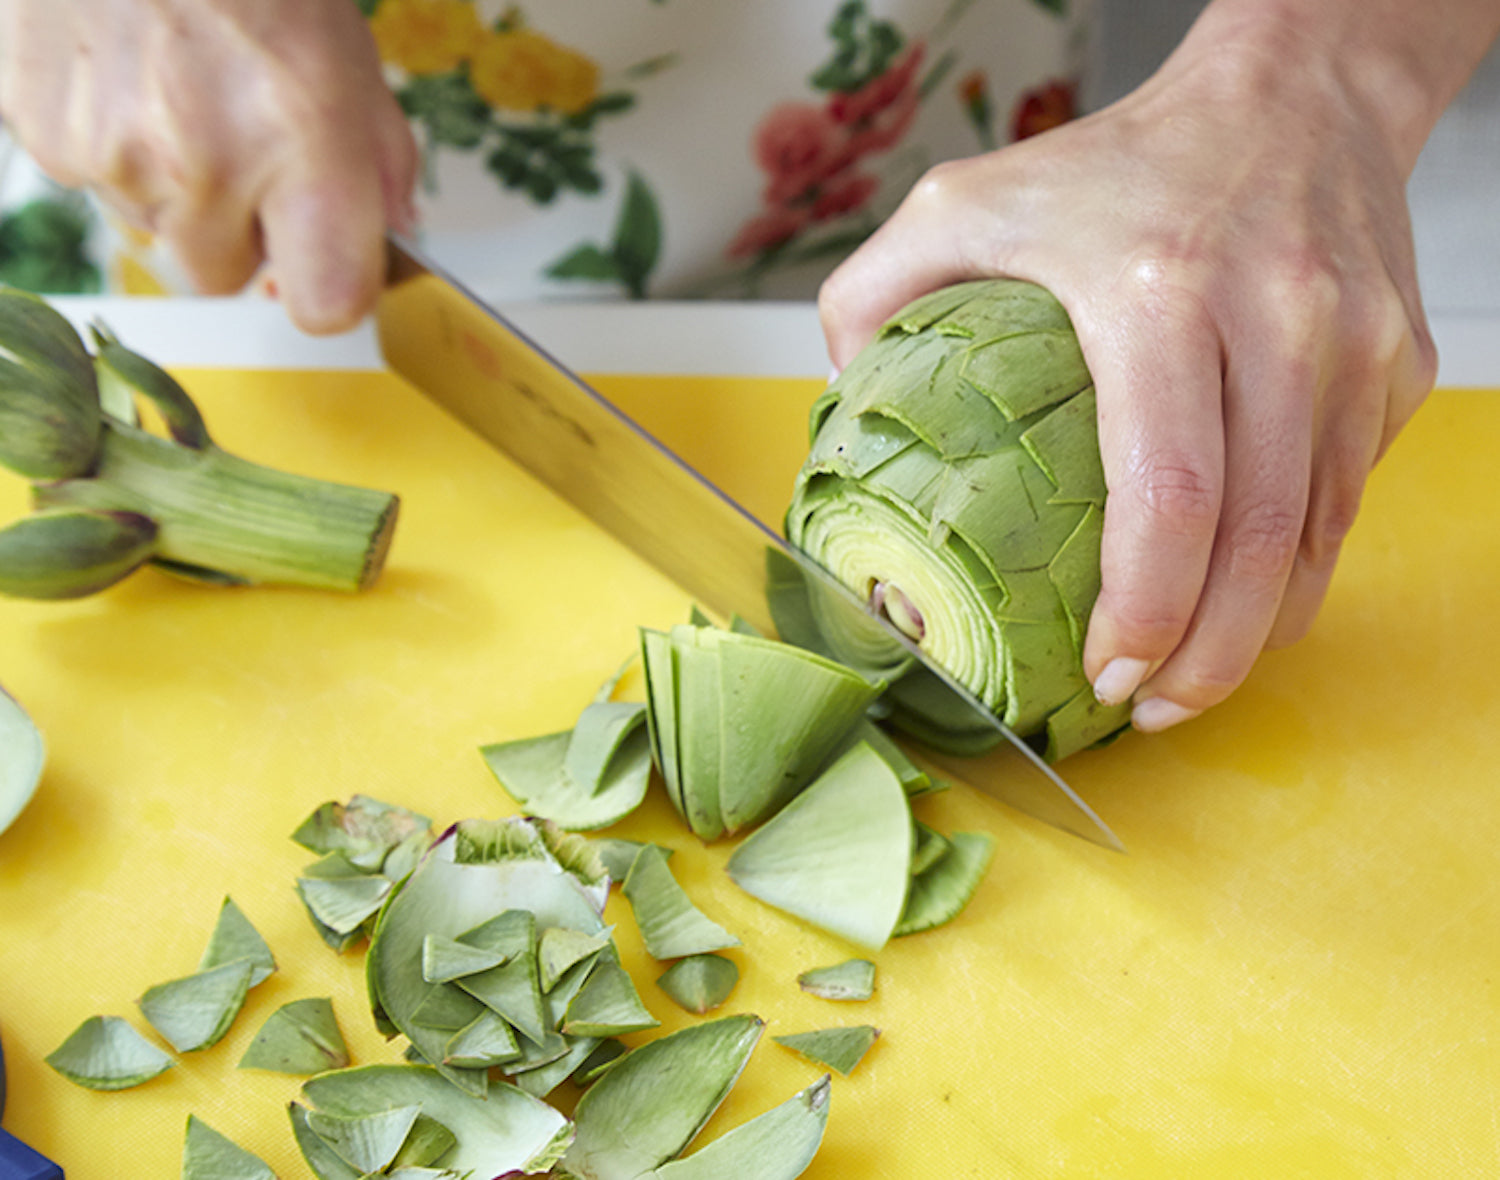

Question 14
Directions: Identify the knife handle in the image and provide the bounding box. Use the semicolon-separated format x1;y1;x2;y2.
0;1128;63;1179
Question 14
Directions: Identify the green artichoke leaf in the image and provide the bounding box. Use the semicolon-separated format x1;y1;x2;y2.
572;1038;628;1087
958;328;1091;420
89;321;211;448
512;1034;602;1099
305;1105;423;1175
656;953;740;1014
238;997;350;1075
197;896;277;987
565;699;649;793
0;287;102;478
726;741;912;952
560;1015;763;1180
291;795;432;872
562;958;659;1038
622;844;740;960
422;933;509;983
289;1102;363;1180
45;1014;173;1091
1020;384;1105;504
910;820;951;877
137;959;254;1053
590;837;672;884
0;684;45;836
539;925;613;990
443;1008;521;1068
0;507;158;600
182;1115;276;1180
649;1075;831;1180
481;724;652;832
894;829;996;938
796;959;875;1002
455;933;547;1048
392;1114;460;1169
772;1026;879;1076
297;860;394;936
300;1065;572;1176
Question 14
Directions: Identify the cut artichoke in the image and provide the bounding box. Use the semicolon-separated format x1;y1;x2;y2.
238;997;350;1075
44;1015;173;1091
182;1115;276;1180
0;684;44;836
785;279;1132;760
772;1025;879;1076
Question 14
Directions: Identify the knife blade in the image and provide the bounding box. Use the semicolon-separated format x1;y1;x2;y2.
376;236;1122;852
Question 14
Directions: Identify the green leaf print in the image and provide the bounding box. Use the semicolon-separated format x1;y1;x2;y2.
545;172;662;299
546;245;623;285
0;196;101;295
399;72;492;150
1031;0;1068;13
810;0;904;94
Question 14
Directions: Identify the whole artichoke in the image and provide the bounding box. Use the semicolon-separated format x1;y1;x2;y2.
784;279;1131;761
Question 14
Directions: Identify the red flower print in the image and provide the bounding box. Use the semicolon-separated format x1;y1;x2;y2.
1010;79;1077;142
754;102;849;207
832;43;925;160
812;170;878;221
726;203;813;259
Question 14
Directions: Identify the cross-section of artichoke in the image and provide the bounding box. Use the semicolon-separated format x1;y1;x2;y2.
785;279;1131;761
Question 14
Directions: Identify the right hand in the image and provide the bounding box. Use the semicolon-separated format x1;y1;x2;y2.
0;0;417;333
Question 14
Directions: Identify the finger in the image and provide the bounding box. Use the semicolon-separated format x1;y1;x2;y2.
159;187;265;295
1079;268;1226;709
257;130;388;336
818;161;1000;370
372;95;421;236
1129;305;1321;729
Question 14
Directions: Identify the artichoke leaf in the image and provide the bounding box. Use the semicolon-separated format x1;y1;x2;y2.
797;959;876;1003
481;725;652;832
182;1115;276;1180
422;933;509;983
291;795;432;872
305;1105;424;1175
238;997;350;1075
565;699;649;794
894;830;997;938
560;1015;763;1180
622;844;740;960
444;1008;521;1068
45;1014;173;1091
197;896;277;987
137;959;254;1053
0;684;45;836
772;1026;879;1076
0;506;157;600
726;742;912;952
0;287;102;479
656;954;740;1014
539;925;613;991
649;1076;831;1180
562;959;659;1038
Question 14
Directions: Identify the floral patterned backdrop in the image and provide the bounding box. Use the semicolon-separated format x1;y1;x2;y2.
0;0;1089;301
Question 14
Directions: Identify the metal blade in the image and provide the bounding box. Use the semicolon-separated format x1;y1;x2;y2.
376;237;1122;851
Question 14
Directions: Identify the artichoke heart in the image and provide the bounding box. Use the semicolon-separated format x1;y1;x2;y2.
785;279;1131;760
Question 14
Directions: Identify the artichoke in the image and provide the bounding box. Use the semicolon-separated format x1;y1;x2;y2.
784;279;1130;762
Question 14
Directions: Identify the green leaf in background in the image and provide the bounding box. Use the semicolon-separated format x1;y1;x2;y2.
45;1015;173;1091
238;997;350;1075
137;959;254;1053
0;684;45;836
610;172;662;299
198;896;277;986
398;71;493;149
796;959;875;1002
656;954;740;1014
0;195;101;295
772;1025;880;1076
545;244;623;284
182;1115;276;1180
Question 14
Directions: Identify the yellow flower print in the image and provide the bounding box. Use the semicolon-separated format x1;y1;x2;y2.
469;27;599;115
370;0;484;76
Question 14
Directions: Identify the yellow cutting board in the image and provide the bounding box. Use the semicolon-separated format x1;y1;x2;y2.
2;369;1498;1179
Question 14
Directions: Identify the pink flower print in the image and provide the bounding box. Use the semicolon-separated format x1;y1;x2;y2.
726;203;814;259
754;102;849;208
811;170;878;222
830;43;925;159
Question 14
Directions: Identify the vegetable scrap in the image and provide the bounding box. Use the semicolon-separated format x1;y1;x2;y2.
797;960;876;1002
772;1026;881;1076
0;683;44;836
656;954;740;1014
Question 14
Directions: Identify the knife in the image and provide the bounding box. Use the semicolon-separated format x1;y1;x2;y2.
376;236;1122;852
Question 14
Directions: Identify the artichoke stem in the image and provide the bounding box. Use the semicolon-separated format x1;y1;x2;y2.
871;580;925;642
34;419;398;592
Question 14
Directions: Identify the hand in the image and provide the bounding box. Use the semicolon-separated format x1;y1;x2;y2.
817;5;1468;733
0;0;417;334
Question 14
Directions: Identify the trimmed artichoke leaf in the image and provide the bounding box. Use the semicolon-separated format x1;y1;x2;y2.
238;997;350;1075
292;795;432;872
512;1034;601;1099
444;1008;521;1068
301;1065;572;1177
481;725;652;832
290;1102;363;1180
622;844;740;960
1020;384;1105;504
393;1114;460;1169
772;1025;879;1076
0;684;45;836
562;959;659;1038
572;1038;628;1087
1044;683;1133;763
829;718;941;798
650;1075;832;1180
455;937;548;1048
458;907;537;959
422;933;509;983
198;896;277;986
640;627;685;815
562;1015;764;1180
910;821;951;877
410;983;486;1033
45;1014;173;1091
796;960;875;1003
591;837;672;884
895;830;996;938
138;959;254;1053
565;700;649;794
306;1105;423;1175
665;630;725;839
0;506;158;600
656;954;739;1014
539;925;613;991
726;741;912;952
182;1115;276;1180
297;867;394;937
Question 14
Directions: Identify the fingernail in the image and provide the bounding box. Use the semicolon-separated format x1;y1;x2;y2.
1131;697;1202;733
1093;657;1150;706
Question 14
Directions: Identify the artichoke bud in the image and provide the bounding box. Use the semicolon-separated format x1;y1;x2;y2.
785;279;1131;762
0;507;159;600
90;322;210;447
0;287;102;478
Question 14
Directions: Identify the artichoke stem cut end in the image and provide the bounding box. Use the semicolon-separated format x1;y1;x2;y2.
870;580;925;642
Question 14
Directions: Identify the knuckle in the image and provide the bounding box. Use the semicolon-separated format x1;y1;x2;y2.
1225;500;1303;580
1126;451;1221;535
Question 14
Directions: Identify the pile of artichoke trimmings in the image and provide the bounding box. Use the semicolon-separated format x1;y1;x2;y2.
785;279;1132;762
